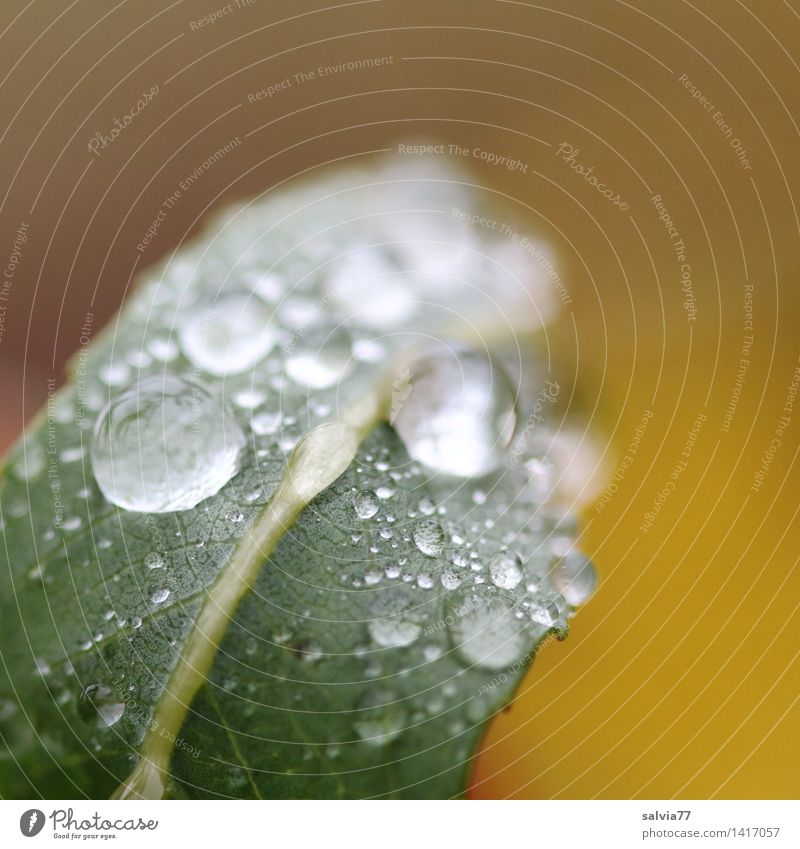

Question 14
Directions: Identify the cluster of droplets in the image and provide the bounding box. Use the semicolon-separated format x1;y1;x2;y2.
2;156;598;759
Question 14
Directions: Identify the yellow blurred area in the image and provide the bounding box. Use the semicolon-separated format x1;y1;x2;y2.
0;0;797;799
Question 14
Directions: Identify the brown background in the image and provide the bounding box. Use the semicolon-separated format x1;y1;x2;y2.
0;0;798;799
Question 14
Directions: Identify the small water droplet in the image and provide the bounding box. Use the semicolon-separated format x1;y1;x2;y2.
145;552;164;570
233;389;266;409
78;683;125;728
414;519;444;557
353;689;407;746
251;409;281;436
150;588;170;604
489;551;523;590
353;489;380;519
99;362;131;387
446;586;530;671
550;550;596;605
10;440;46;481
285;325;351;388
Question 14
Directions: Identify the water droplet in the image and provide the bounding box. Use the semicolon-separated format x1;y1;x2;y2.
417;573;434;589
233;389;266;409
60;446;86;463
179;296;277;375
353;489;379;519
150;588;170;604
78;683;125;728
145;552;164;570
528;595;560;627
62;516;82;532
446;586;530;671
353;689;407;746
90;375;245;513
251;409;281;436
550;550;596;605
375;486;394;500
327;252;417;328
417;495;436;516
489;551;523;589
393;343;517;477
99;362;131;387
285;325;351;389
10;440;46;481
414;519;444;557
147;337;179;362
368;594;423;648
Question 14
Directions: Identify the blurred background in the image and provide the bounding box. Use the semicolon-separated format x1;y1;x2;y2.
0;0;798;799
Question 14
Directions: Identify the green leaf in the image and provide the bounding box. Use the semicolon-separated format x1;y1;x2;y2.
0;158;585;799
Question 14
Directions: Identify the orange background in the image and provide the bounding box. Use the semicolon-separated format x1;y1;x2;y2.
0;0;797;799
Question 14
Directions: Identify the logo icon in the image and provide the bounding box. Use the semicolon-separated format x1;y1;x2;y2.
19;809;45;837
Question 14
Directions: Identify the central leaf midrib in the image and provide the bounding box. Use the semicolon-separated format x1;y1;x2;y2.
113;387;390;799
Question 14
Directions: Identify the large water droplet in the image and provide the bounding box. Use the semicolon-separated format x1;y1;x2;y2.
285;325;351;389
413;519;445;557
90;375;245;513
179;295;278;375
353;688;407;746
393;343;517;477
489;551;523;589
447;586;529;671
550;550;597;605
78;684;125;728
